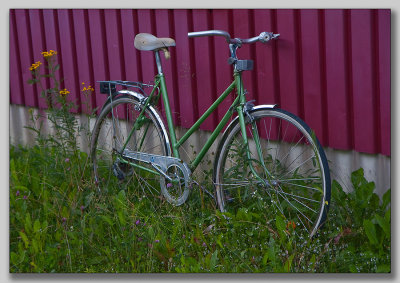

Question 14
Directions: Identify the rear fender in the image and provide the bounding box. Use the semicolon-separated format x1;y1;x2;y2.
100;89;172;156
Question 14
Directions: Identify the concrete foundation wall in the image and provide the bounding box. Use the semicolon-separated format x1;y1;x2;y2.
10;104;391;196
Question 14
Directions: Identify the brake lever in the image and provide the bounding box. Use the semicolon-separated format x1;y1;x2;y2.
271;33;280;39
259;32;280;43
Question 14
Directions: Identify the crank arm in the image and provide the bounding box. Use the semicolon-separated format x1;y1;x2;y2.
150;163;173;181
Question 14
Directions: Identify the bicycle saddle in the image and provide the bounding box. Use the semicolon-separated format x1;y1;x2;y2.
134;33;176;51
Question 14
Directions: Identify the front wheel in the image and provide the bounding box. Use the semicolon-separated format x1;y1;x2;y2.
213;108;331;237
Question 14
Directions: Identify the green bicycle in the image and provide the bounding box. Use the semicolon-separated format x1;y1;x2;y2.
90;30;331;237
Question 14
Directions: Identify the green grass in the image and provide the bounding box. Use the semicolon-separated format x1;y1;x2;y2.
9;144;390;273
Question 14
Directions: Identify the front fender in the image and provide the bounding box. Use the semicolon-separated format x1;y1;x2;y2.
221;104;278;139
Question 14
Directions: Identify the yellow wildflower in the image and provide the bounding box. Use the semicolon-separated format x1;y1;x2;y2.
29;61;42;71
42;50;57;58
81;84;94;92
59;88;70;96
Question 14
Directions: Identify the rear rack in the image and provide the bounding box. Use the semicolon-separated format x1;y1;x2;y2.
99;80;155;96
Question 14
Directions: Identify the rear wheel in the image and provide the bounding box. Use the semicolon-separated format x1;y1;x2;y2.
214;108;330;237
90;95;170;199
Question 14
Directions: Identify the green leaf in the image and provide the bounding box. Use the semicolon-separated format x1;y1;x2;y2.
19;231;29;248
10;159;19;185
349;264;358;273
115;190;127;210
24;213;32;234
30;169;41;197
33;219;41;233
42;220;48;231
10;251;25;266
32;238;39;253
27;79;37;85
262;252;269;265
351;168;366;188
101;215;114;226
384;208;391;223
356;181;375;208
10;252;18;265
331;179;345;202
275;214;286;239
117;211;126;226
374;214;390;238
308;254;316;271
216;234;223;249
363;219;378;245
369;193;380;211
209;250;218;270
267;238;276;268
283;254;294;272
382;189;391;210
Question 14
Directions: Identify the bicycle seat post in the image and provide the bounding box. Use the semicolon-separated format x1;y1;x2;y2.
153;48;180;158
154;51;163;76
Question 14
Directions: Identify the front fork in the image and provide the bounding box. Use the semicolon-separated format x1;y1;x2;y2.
235;74;272;187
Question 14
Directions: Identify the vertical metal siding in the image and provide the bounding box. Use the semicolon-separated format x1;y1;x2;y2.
325;9;351;151
378;10;391;156
9;9;391;156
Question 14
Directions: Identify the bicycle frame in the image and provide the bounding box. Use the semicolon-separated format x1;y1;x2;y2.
119;49;266;180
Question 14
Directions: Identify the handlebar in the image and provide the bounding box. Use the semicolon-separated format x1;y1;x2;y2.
188;30;279;45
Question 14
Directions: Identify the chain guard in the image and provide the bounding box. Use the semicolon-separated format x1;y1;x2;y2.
121;149;191;205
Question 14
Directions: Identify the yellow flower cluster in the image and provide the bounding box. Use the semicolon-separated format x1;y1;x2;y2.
59;88;70;96
82;86;94;92
81;82;94;92
42;50;57;58
29;61;42;71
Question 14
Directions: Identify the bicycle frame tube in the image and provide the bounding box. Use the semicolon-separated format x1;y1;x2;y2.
159;73;239;172
175;80;236;148
189;90;239;171
159;73;180;158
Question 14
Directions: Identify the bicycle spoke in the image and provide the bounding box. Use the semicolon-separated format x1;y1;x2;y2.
278;180;322;192
278;135;306;166
279;155;316;179
279;189;319;213
277;190;320;203
278;177;320;182
276;189;313;224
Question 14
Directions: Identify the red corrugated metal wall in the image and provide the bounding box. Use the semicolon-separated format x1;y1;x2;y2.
9;9;391;156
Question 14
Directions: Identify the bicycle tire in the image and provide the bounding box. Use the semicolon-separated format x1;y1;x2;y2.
90;94;171;199
213;107;331;237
